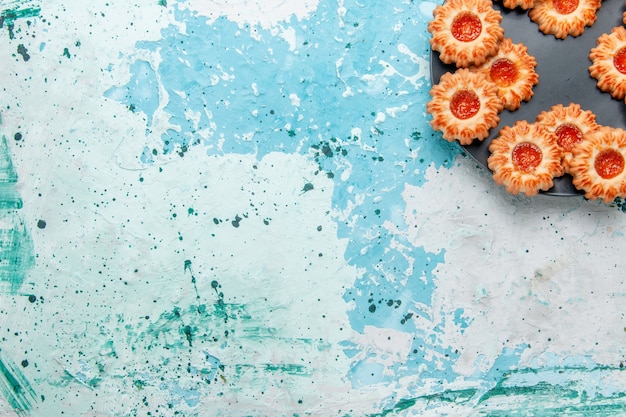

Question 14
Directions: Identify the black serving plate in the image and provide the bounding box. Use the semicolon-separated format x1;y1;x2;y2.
430;0;626;196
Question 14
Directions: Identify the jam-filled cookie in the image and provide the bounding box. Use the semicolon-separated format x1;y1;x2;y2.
427;69;504;145
502;0;535;10
488;120;565;196
589;26;626;101
534;103;600;171
470;38;539;111
528;0;601;39
569;126;626;203
428;0;504;67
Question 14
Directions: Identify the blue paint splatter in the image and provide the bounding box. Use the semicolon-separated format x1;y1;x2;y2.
106;0;463;403
104;59;160;126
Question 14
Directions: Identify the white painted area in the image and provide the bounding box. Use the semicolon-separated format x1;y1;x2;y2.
278;25;298;51
289;93;301;107
181;0;320;28
395;156;626;379
352;326;414;374
4;114;379;414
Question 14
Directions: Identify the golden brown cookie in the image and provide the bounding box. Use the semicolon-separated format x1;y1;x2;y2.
470;38;539;111
502;0;535;9
534;103;600;171
589;26;626;101
488;120;565;196
427;69;504;145
569;126;626;203
529;0;601;39
428;0;504;67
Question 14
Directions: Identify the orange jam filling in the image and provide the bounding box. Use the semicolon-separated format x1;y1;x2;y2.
512;142;542;172
450;89;480;120
489;58;519;87
451;12;482;42
613;47;626;74
554;0;579;15
555;123;583;151
594;149;625;179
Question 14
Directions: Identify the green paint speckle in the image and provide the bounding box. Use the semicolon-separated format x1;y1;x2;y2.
0;6;41;39
301;182;314;193
0;353;37;414
263;364;308;376
0;135;34;294
369;366;626;417
183;325;193;346
62;47;71;59
16;44;29;61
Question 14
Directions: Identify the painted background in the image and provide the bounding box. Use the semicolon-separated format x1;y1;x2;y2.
0;0;625;416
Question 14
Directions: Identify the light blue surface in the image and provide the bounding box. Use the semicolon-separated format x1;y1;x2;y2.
107;0;466;393
100;0;626;413
1;0;625;415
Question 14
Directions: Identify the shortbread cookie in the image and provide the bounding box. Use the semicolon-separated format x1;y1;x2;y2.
427;69;504;145
569;126;626;203
589;26;626;100
502;0;534;10
488;120;565;196
470;38;539;111
428;0;504;67
534;103;600;170
529;0;601;39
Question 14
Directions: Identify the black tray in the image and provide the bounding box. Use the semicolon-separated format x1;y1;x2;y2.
429;0;626;196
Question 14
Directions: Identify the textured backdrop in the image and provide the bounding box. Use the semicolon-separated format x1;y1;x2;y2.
0;0;625;416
